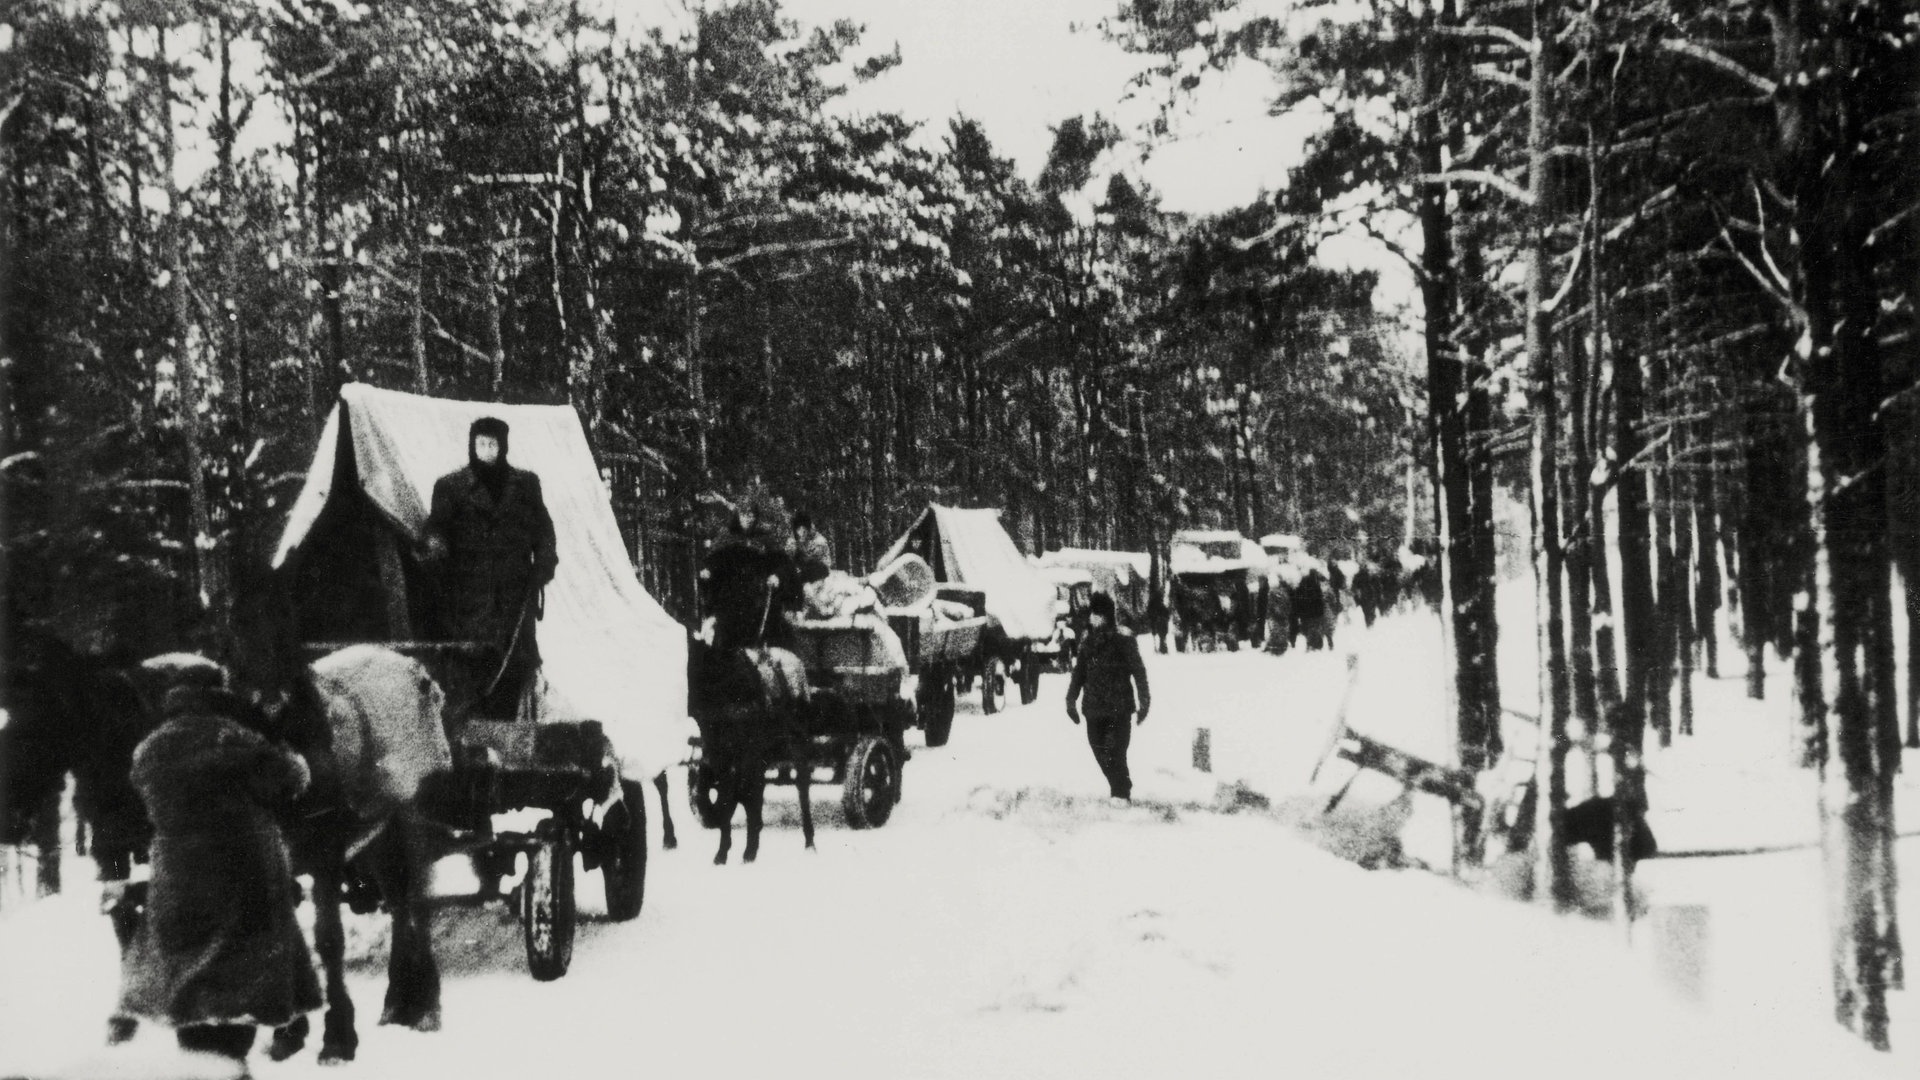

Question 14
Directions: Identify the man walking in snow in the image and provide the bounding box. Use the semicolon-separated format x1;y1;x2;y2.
1066;592;1151;806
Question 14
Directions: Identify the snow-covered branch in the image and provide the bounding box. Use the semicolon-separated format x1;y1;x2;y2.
1657;39;1777;97
707;233;857;272
1423;169;1534;206
1435;23;1535;55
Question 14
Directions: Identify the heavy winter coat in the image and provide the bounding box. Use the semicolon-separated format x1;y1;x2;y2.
120;710;321;1029
701;530;801;652
1067;626;1151;718
425;464;558;664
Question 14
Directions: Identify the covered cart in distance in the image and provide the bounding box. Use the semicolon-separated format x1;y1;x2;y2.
1168;529;1264;652
1038;547;1152;628
876;504;1057;727
1034;564;1093;673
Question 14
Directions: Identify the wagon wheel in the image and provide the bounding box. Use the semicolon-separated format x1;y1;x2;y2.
980;656;1008;714
841;736;898;829
601;780;648;922
521;819;576;981
919;672;956;748
687;761;724;828
1017;658;1041;705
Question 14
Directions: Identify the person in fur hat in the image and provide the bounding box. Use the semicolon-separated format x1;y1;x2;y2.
700;489;801;651
119;683;321;1072
1065;591;1152;806
424;416;558;718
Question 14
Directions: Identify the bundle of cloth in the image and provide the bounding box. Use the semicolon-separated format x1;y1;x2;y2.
801;570;884;620
797;552;981;630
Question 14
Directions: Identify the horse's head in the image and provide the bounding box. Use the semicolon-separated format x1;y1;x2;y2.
686;636;808;754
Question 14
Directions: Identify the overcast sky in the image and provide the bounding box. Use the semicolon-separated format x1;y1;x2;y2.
618;0;1419;325
625;0;1311;216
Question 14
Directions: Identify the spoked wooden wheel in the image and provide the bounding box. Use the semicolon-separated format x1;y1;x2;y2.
841;736;898;829
981;656;1008;714
521;820;576;981
601;780;648;922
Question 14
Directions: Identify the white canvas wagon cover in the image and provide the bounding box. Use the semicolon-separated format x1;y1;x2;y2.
272;384;690;781
876;504;1056;643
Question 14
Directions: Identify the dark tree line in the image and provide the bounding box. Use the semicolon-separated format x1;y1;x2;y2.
2;1;1409;647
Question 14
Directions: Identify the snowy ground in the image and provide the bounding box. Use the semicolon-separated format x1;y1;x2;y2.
2;597;1914;1079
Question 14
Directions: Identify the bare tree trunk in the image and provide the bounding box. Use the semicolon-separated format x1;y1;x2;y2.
1672;421;1696;738
1418;0;1501;813
1613;340;1655;924
1565;335;1599;740
1908;560;1920;749
485;241;507;400
412;248;429;393
1584;80;1622;716
1741;401;1779;701
1696;442;1724;681
1649;359;1677;749
1775;0;1900;1042
1524;0;1573;909
155;21;228;643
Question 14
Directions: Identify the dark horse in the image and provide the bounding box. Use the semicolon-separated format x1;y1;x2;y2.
685;635;816;864
685;533;818;864
0;631;452;1065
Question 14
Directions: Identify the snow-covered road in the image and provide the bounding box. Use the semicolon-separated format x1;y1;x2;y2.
2;611;1908;1079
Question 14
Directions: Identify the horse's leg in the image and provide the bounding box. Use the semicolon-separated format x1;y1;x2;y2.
277;860;355;1064
653;770;678;850
792;735;815;851
741;769;763;865
712;765;737;866
376;816;442;1032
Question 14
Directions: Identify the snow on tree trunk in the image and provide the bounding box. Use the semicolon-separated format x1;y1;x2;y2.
155;19;228;642
1524;0;1573;910
1774;0;1901;1042
1671;422;1696;738
1418;1;1501;801
1694;448;1724;682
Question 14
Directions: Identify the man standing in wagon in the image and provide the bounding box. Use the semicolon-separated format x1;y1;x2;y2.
424;416;558;719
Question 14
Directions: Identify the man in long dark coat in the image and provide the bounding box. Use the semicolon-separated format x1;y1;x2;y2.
425;417;558;719
120;684;321;1068
1065;592;1152;806
700;498;800;652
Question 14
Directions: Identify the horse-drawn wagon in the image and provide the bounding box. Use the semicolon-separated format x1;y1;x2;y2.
685;613;916;832
274;385;689;981
874;504;1058;732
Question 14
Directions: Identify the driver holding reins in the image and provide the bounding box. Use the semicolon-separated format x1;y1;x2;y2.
423;416;558;720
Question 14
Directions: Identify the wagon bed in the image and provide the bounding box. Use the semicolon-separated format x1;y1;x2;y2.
298;637;644;983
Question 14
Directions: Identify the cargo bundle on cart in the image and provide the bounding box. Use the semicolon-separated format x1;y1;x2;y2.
273;385;692;981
